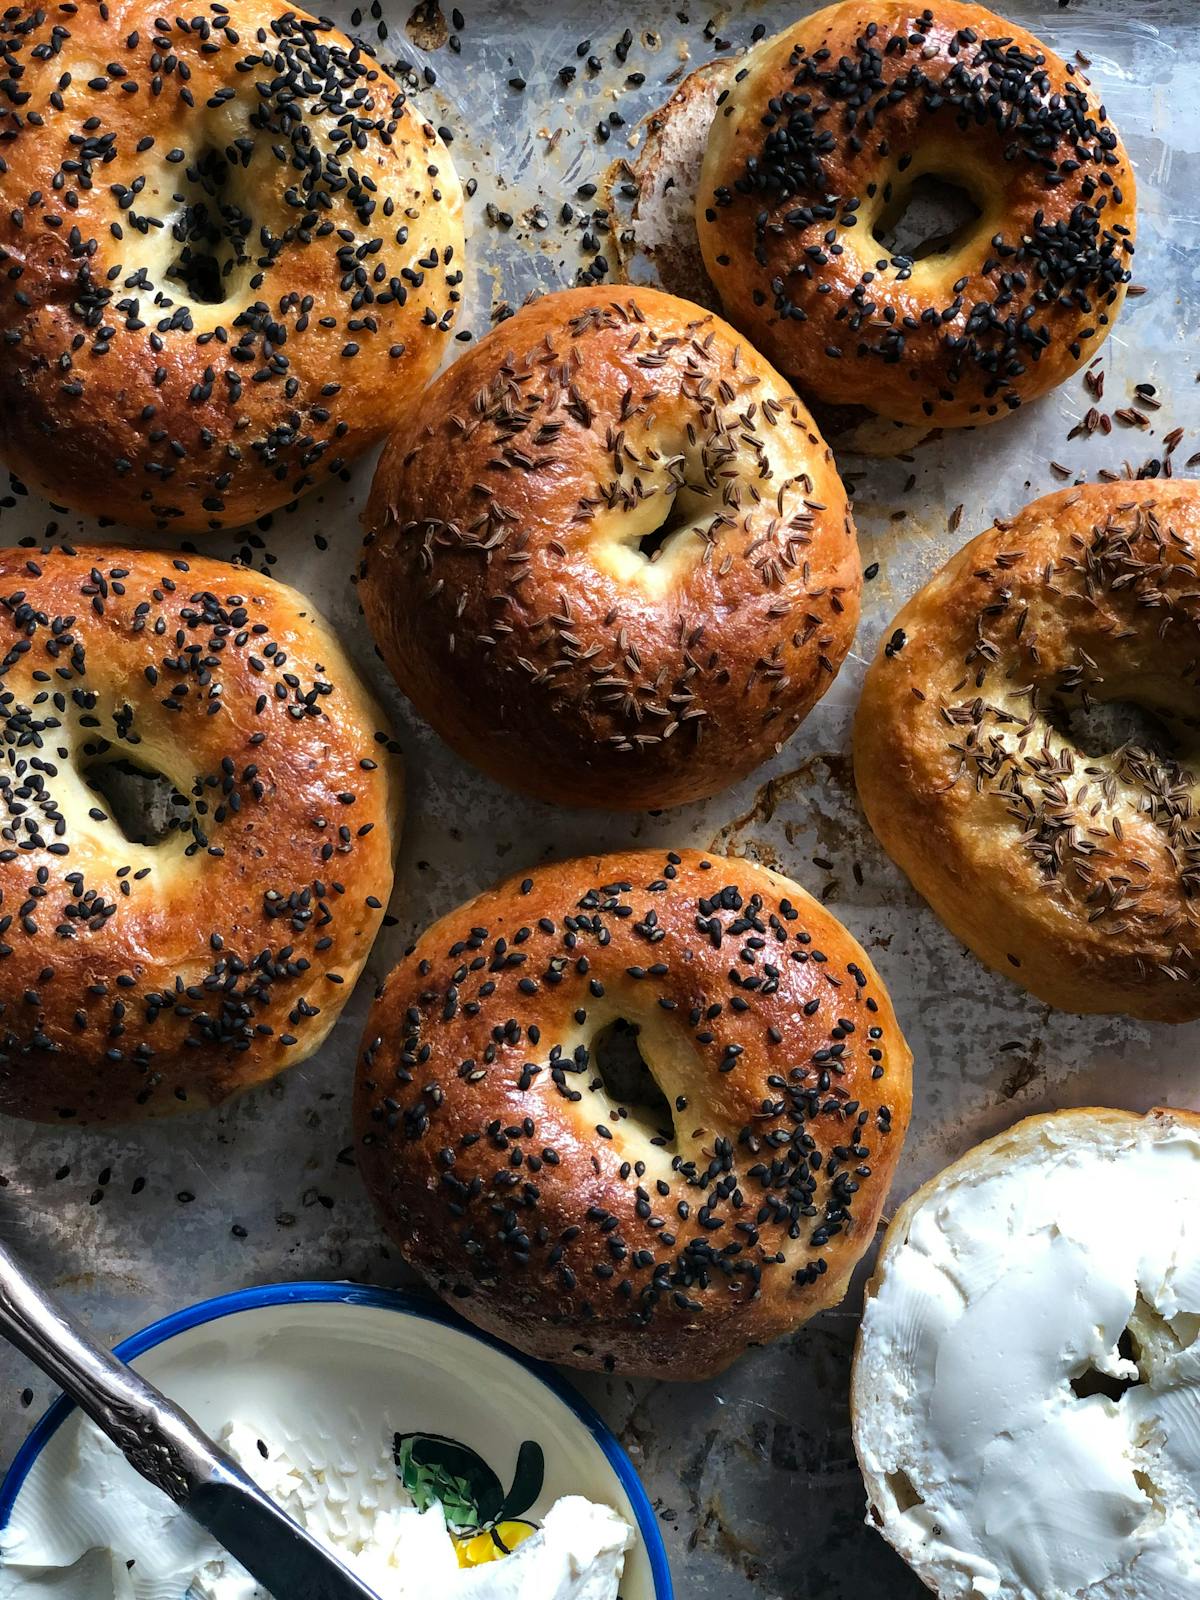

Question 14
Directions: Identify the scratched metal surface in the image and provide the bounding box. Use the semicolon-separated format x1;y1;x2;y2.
1;1;1199;1596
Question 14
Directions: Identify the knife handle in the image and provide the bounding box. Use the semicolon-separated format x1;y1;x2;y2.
0;1229;215;1502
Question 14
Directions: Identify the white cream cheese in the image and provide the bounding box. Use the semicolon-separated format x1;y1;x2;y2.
0;1413;632;1600
853;1113;1200;1600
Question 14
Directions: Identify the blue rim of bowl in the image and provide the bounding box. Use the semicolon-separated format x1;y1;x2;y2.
0;1280;674;1600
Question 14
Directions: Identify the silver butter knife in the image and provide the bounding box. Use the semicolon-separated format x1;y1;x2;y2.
0;1234;383;1600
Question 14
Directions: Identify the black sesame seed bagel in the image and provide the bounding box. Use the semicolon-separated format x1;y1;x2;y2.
360;285;860;811
354;848;912;1378
697;1;1136;428
0;1;464;531
854;480;1200;1022
0;544;402;1123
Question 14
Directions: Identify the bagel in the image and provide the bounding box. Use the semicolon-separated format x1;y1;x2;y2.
696;1;1136;429
854;481;1200;1023
353;848;912;1378
853;1107;1200;1600
0;544;402;1123
0;0;464;530
360;285;860;810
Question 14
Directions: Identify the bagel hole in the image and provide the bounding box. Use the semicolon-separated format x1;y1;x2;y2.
1070;1326;1142;1403
591;1019;675;1143
1133;1469;1163;1515
637;487;704;563
165;145;249;306
873;173;981;261
85;757;191;847
1047;696;1189;767
883;1469;924;1514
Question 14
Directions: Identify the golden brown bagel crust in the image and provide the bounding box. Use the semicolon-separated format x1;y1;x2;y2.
854;480;1200;1022
360;286;861;811
0;1;464;530
0;545;402;1123
696;1;1136;428
354;848;912;1378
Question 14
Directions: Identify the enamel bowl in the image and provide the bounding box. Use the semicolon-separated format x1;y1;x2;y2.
0;1282;673;1600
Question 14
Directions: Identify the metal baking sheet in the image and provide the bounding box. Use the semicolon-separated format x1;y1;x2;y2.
1;1;1198;1596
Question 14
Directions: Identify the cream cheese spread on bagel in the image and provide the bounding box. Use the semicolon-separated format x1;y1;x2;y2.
853;1108;1200;1600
